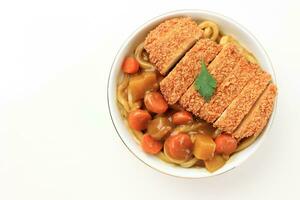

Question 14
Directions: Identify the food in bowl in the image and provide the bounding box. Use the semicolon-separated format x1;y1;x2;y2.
116;17;277;172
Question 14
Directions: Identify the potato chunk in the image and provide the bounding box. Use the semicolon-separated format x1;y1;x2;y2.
204;155;226;172
128;72;157;101
193;134;216;160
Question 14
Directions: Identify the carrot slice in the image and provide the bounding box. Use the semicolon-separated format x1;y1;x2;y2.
141;134;163;154
164;133;193;160
172;111;193;125
122;57;140;74
128;109;151;131
144;92;168;114
215;134;237;155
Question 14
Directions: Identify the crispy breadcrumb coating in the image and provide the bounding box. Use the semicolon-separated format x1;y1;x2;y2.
160;39;221;105
198;58;258;123
144;17;203;75
214;70;271;133
179;44;242;114
231;84;277;139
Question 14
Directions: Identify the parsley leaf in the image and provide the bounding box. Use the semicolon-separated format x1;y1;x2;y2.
195;60;216;102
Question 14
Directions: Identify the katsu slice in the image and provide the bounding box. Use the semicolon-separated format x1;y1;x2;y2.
214;70;271;133
179;85;206;115
179;44;242;114
198;58;258;123
160;39;222;105
232;84;277;139
144;17;203;75
207;44;242;84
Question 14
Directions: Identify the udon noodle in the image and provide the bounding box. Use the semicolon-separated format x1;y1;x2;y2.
134;42;155;71
198;21;219;41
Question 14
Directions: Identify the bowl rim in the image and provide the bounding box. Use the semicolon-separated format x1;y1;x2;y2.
107;9;278;178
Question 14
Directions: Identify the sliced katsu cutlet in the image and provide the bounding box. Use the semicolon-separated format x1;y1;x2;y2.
231;84;277;139
179;43;242;114
144;17;203;75
159;39;222;105
197;57;258;123
214;70;272;133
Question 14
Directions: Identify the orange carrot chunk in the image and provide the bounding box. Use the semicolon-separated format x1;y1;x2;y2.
122;57;140;74
172;111;193;125
144;92;168;114
141;134;163;154
215;134;237;155
164;133;193;160
128;109;151;131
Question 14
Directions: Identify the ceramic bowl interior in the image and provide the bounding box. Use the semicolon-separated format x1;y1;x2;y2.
107;10;277;178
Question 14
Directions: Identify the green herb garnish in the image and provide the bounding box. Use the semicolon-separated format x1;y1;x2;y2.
195;60;216;102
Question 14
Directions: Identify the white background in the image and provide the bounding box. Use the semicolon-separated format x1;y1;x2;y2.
0;0;299;199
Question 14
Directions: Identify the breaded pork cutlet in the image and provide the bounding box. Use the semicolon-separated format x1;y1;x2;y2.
159;39;221;105
214;70;271;133
198;58;258;123
144;17;203;75
231;84;277;139
179;43;242;114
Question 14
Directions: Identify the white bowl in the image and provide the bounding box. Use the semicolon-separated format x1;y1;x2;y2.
107;10;277;178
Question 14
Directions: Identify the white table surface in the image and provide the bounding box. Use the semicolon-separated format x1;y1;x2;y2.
0;0;299;199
